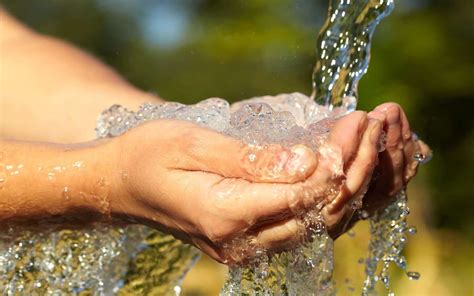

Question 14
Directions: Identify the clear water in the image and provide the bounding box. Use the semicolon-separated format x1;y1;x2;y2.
99;93;347;295
361;190;417;295
0;0;424;295
312;0;394;111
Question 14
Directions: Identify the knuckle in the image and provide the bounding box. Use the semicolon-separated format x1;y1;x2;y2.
204;222;237;244
286;185;304;213
386;102;402;111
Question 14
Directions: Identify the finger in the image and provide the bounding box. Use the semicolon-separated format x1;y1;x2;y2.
375;103;411;141
403;138;418;183
323;111;368;173
368;109;387;150
404;139;432;182
191;236;225;263
376;105;405;195
211;177;315;227
214;217;306;264
255;218;306;253
325;119;382;214
215;112;376;229
368;110;386;123
399;108;412;142
174;123;318;183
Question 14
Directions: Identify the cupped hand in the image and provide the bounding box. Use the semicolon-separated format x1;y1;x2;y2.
108;112;381;264
360;102;432;215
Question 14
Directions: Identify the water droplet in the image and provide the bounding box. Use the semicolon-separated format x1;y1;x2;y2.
407;226;417;235
0;175;6;189
413;152;425;162
72;161;84;169
406;271;420;280
248;153;256;162
359;210;370;219
98;177;106;187
62;187;70;200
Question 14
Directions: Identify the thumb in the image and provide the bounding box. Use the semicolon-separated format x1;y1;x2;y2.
175;124;317;183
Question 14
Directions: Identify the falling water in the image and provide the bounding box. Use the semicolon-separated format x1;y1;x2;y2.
221;1;399;295
312;0;394;111
0;1;425;295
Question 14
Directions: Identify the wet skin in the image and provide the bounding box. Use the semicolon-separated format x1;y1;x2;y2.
0;103;430;265
0;9;431;265
107;104;430;263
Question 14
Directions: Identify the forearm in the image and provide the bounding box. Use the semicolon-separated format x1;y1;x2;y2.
0;9;163;143
0;139;119;225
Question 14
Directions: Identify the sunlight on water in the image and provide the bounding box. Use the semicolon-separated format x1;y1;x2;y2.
0;1;427;295
312;0;394;111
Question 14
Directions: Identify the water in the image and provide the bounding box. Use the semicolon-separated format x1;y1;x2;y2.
222;0;401;295
0;0;424;295
362;190;412;295
0;223;200;295
0;92;350;295
312;0;394;111
98;92;347;295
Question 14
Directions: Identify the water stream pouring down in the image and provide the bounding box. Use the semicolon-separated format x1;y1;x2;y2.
0;0;428;295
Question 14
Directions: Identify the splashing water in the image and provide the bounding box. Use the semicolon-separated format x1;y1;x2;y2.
221;1;403;295
312;0;394;111
0;0;426;295
362;190;414;295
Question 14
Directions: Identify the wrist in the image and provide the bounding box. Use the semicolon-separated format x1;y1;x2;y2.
42;139;121;224
101;132;144;224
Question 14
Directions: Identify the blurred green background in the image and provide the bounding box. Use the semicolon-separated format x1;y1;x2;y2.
2;0;473;295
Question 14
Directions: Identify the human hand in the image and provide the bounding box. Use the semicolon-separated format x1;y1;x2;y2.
360;103;431;216
108;111;381;264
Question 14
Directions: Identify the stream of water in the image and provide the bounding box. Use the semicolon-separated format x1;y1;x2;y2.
0;1;425;295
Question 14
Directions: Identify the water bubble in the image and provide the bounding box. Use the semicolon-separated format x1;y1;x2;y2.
359;210;370;219
406;271;421;280
248;153;256;162
72;161;84;169
0;175;6;189
1;1;414;294
62;187;71;201
47;172;55;181
407;226;417;235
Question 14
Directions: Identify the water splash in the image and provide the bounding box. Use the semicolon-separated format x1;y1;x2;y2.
312;0;394;111
0;92;345;295
362;189;418;295
0;223;199;295
0;0;427;295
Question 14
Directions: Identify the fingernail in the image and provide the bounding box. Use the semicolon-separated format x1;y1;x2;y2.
286;145;315;176
369;120;382;145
